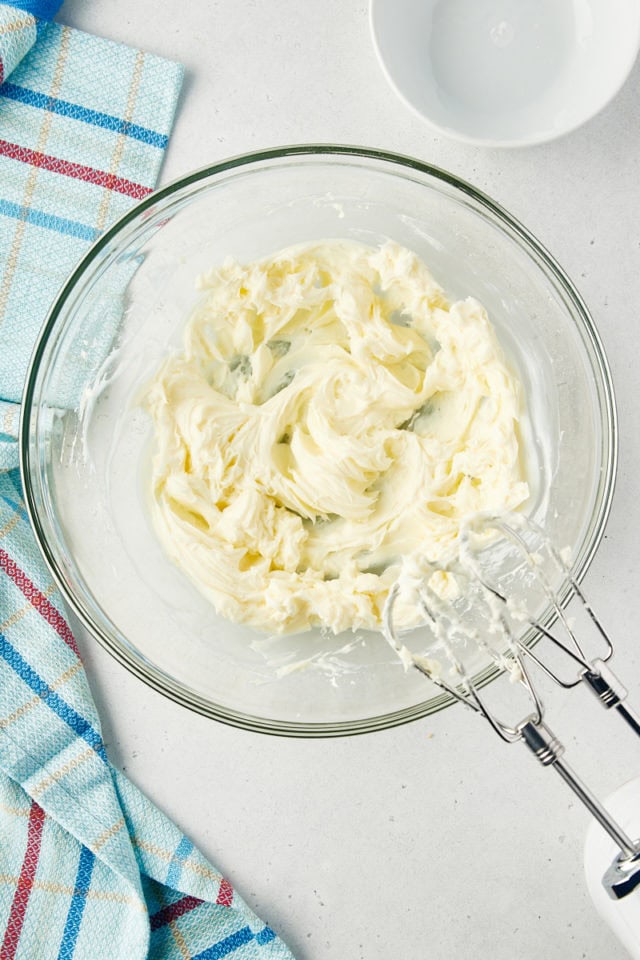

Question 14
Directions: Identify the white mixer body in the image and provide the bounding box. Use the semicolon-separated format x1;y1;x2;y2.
585;776;640;958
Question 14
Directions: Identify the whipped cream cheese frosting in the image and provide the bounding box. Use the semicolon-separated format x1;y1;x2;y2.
143;240;529;634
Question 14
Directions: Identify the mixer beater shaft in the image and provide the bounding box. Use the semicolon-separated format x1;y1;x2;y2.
383;512;640;900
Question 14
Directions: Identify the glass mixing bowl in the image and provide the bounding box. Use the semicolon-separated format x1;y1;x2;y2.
21;146;617;736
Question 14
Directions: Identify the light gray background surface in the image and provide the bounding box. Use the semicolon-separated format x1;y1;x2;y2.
59;2;640;957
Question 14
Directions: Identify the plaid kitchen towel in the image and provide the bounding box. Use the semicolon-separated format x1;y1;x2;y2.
0;3;294;959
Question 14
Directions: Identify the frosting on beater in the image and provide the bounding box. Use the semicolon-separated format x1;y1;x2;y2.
144;240;529;634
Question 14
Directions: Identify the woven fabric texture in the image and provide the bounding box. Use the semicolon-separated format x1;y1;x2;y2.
0;9;294;960
0;5;37;83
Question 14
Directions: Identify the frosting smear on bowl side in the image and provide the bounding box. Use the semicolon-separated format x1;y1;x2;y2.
143;240;529;634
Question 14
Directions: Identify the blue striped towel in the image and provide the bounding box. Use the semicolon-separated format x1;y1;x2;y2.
0;2;295;958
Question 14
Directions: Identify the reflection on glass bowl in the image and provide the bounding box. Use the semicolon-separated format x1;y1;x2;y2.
21;146;616;736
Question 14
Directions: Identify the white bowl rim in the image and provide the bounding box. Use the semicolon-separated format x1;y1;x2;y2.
369;0;640;148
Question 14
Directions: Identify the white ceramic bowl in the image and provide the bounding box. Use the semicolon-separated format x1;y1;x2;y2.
370;0;640;147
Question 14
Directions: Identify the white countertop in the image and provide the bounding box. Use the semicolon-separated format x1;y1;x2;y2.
58;2;640;957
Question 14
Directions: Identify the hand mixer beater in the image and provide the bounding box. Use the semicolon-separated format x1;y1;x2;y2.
383;511;640;956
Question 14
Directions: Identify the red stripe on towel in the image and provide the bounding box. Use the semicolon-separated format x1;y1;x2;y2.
0;138;152;199
0;548;80;657
216;878;234;907
150;895;204;930
0;801;46;960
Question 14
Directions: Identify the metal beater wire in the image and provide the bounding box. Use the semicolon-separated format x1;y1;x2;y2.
382;511;640;887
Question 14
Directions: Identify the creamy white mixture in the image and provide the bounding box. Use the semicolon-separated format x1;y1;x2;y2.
144;240;529;634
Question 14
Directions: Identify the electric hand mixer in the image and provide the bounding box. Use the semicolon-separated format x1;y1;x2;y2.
383;512;640;958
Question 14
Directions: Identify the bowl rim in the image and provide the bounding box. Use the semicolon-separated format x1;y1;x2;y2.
20;143;618;737
369;0;640;148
